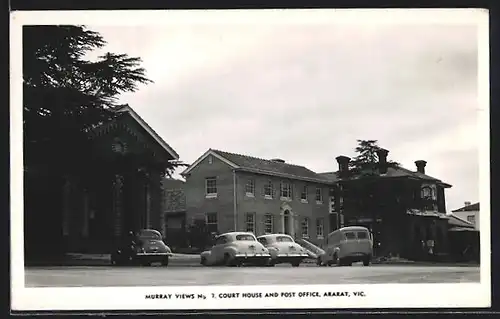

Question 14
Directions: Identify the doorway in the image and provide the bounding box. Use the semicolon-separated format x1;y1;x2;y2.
283;210;291;235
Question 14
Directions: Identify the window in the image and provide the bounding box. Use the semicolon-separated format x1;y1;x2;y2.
208;155;213;164
245;179;255;197
276;235;293;243
245;212;256;233
357;231;368;239
316;218;324;238
316;187;323;203
300;185;308;202
467;215;476;224
206;212;218;234
421;186;433;199
215;235;227;245
205;177;217;198
344;232;356;240
264;180;273;198
280;181;292;199
258;237;268;246
236;234;256;241
301;217;309;238
264;214;274;234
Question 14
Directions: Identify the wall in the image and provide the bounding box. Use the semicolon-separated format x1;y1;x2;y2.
184;154;236;232
235;171;330;244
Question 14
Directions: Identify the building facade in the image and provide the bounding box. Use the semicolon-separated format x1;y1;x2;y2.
24;105;180;258
452;202;480;230
181;149;332;246
320;149;452;260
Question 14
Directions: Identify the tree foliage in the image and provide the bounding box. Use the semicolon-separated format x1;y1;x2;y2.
23;25;155;174
348;140;400;176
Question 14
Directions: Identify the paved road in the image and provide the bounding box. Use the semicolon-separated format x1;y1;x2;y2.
25;263;480;287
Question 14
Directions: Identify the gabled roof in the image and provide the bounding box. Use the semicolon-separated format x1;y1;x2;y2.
319;166;451;187
452;202;480;212
182;149;332;184
114;105;179;160
89;105;179;160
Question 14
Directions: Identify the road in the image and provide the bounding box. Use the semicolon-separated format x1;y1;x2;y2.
24;263;480;287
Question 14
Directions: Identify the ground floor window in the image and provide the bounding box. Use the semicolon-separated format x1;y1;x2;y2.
264;214;274;234
206;212;218;234
301;217;309;238
246;212;256;233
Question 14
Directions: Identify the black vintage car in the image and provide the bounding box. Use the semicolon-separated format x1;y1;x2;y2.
111;229;173;266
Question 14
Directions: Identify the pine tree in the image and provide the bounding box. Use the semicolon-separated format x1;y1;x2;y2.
348;139;400;176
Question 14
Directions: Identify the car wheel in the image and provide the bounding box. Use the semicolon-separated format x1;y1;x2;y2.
223;253;234;267
334;254;341;266
162;257;169;267
200;257;207;266
316;257;323;266
291;261;300;267
363;258;370;266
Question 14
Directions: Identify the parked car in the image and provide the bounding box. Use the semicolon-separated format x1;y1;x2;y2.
200;232;271;266
318;226;373;266
257;234;309;267
111;229;173;266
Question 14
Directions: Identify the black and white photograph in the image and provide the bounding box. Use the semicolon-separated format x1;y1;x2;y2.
11;9;490;311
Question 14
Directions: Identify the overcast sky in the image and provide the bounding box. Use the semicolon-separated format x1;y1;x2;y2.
86;15;481;212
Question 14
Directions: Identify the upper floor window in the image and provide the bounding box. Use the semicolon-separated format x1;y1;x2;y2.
264;214;274;234
315;187;323;203
208;155;213;165
467;215;476;224
280;181;292;199
206;212;218;234
301;217;309;238
300;185;308;202
245;212;256;233
316;218;324;238
421;185;437;200
205;177;217;198
245;179;255;197
264;180;273;198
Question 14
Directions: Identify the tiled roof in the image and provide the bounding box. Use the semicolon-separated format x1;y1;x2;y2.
452;202;480;212
211;149;331;183
319;166;450;187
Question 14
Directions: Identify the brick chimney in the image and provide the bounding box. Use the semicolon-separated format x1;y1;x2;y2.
336;156;350;178
415;160;427;174
464;201;471;207
376;148;389;174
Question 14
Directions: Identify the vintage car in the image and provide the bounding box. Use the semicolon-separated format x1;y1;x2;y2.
200;232;271;266
111;229;173;266
257;234;310;267
318;226;373;266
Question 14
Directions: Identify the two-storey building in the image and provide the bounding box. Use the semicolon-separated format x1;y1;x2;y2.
320;149;452;260
181;149;332;245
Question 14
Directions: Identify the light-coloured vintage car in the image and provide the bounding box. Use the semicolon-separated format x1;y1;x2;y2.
257;234;310;267
200;232;271;266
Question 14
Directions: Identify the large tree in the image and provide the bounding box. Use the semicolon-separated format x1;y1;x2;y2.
348;139;400;176
23;25;180;176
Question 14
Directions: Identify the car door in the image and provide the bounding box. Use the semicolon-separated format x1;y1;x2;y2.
211;235;227;263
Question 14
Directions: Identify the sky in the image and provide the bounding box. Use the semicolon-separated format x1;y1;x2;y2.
85;15;481;213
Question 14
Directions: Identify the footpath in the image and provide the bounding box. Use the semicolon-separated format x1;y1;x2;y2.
25;253;479;268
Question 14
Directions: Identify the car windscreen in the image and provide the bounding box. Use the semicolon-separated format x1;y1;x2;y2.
236;234;256;241
344;232;357;240
276;236;293;243
138;230;161;240
357;231;369;239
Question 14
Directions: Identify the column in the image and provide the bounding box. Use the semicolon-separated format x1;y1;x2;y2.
82;189;89;238
113;174;124;238
62;176;71;237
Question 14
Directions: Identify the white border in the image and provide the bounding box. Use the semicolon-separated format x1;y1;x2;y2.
10;9;491;311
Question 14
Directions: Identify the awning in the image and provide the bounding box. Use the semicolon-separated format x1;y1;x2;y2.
406;209;448;219
449;227;479;232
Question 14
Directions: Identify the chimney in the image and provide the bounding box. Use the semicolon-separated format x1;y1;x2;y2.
271;158;285;163
376;148;389;174
464;201;471;207
415;160;427;174
336;156;350;178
